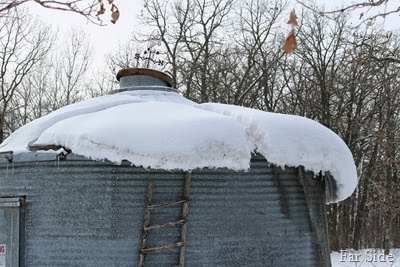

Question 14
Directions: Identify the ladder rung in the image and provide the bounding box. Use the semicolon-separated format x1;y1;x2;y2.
140;241;184;254
148;199;187;209
144;219;186;231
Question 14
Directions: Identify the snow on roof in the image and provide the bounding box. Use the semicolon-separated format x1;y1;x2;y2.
0;89;357;203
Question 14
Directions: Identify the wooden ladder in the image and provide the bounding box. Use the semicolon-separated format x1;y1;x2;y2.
138;172;192;267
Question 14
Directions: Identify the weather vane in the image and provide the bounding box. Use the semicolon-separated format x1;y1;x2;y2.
135;31;165;68
135;48;164;68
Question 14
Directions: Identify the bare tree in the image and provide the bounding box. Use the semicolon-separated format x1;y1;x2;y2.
10;26;95;134
0;8;53;142
139;0;288;106
140;0;235;101
140;0;193;87
12;60;55;128
293;12;349;127
183;0;235;102
233;0;287;110
52;27;93;107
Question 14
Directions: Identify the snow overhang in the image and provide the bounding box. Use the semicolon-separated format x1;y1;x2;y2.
0;89;358;203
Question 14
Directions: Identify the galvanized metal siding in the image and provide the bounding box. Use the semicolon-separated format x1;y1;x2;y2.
0;155;325;266
186;157;319;267
0;159;186;267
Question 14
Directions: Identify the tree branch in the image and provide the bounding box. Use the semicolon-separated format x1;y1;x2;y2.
0;0;120;25
296;0;399;27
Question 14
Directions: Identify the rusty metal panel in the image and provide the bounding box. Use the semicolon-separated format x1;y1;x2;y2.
0;153;325;266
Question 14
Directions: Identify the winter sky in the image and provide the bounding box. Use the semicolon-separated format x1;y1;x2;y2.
26;0;400;68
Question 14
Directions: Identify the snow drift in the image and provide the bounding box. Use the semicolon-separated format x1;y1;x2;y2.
0;90;358;203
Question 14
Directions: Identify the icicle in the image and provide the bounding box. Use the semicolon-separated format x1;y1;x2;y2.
5;161;8;180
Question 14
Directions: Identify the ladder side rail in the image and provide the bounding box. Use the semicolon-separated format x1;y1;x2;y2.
179;171;192;267
138;181;155;267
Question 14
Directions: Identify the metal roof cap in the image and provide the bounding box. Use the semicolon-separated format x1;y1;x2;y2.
110;68;176;94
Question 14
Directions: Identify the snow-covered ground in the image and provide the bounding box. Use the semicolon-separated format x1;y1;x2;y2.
0;89;358;203
331;249;400;267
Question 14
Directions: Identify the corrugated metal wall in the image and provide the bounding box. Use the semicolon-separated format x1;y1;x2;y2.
0;153;326;266
186;157;320;266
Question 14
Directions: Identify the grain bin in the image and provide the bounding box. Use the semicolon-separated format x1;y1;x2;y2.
0;68;357;267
